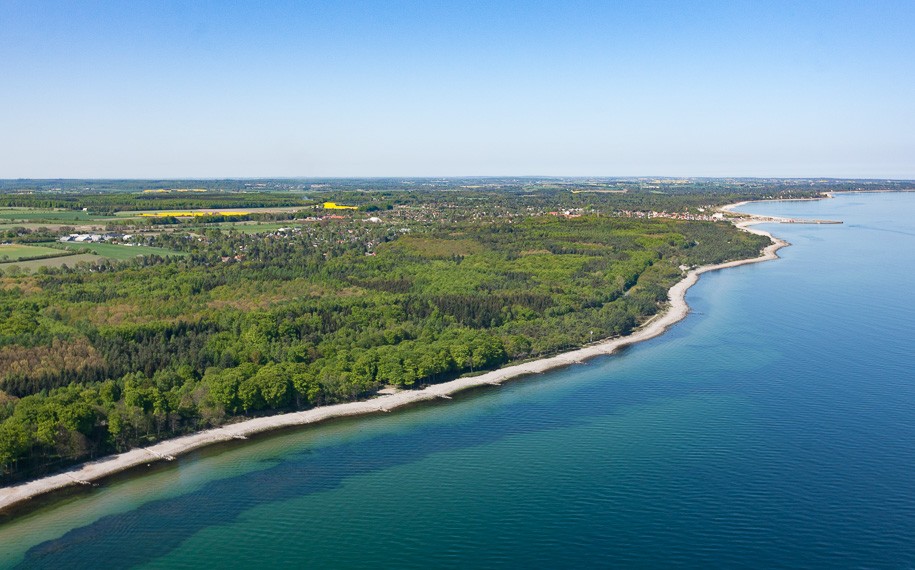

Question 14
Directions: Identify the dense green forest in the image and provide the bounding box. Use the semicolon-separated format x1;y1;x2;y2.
0;182;812;483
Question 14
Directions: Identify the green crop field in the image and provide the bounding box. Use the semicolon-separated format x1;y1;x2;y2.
49;242;187;259
0;244;69;262
3;253;102;272
0;209;114;222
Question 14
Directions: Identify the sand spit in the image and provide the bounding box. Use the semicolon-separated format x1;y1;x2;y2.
723;199;842;225
0;209;795;515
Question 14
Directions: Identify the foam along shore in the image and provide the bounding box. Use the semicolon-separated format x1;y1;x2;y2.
0;211;791;515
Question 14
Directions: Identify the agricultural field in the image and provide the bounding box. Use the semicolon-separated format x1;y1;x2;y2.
44;242;187;260
0;208;114;223
137;211;251;218
0;222;108;232
114;206;305;218
0;243;69;262
2;253;102;272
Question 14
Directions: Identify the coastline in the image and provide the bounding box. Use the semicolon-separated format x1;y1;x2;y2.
0;210;790;516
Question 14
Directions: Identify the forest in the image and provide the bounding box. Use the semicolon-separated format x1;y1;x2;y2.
0;182;787;483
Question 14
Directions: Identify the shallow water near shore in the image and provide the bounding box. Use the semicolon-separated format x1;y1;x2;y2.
3;192;915;568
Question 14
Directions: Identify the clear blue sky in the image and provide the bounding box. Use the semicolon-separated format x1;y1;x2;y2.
1;0;913;178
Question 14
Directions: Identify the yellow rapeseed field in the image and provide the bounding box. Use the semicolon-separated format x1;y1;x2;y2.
138;211;250;217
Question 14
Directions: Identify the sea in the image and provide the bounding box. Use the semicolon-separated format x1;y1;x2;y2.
1;192;914;568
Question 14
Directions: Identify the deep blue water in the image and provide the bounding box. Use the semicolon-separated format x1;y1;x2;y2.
2;192;914;568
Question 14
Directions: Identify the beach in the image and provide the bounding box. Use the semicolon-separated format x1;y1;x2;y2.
0;208;791;515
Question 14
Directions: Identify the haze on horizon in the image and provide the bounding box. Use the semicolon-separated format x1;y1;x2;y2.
1;0;913;180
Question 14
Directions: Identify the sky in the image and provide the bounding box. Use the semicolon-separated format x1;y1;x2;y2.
1;0;913;179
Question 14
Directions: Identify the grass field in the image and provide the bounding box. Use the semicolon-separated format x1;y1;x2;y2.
4;253;103;272
48;242;187;259
0;209;114;222
0;244;70;262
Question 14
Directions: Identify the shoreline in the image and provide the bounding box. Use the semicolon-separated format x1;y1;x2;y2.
0;208;792;516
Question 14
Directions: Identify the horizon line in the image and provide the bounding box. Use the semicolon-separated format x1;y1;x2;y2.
1;176;914;183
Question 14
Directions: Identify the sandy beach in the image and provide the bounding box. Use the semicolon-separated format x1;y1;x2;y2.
0;207;791;515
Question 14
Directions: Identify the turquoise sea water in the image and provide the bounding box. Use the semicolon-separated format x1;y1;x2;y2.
2;192;915;568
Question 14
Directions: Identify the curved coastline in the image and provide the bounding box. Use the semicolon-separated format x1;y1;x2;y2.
0;209;791;515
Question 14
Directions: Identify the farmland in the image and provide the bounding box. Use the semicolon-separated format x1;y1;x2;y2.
4;253;103;271
137;211;251;218
115;206;305;218
47;242;187;260
0;244;70;262
0;208;114;223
